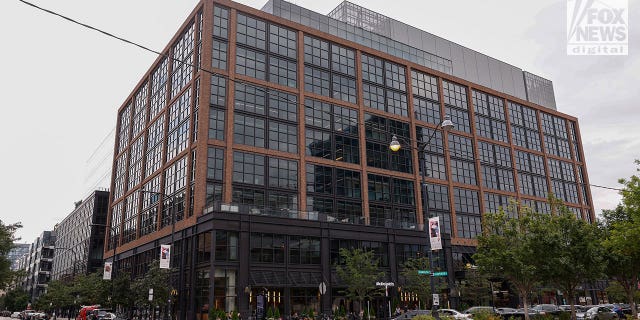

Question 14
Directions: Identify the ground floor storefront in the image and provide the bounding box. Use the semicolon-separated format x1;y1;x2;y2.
107;211;509;320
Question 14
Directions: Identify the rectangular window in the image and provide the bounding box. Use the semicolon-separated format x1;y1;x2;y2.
232;151;265;186
331;43;356;76
411;70;439;101
269;24;297;59
304;65;330;96
268;157;298;190
171;23;195;98
456;214;482;239
269;55;297;87
303;35;329;68
445;106;471;134
442;80;468;109
212;39;228;70
361;53;407;116
305;98;358;164
207;147;224;181
150;59;168;119
414;97;440;125
235;47;266;80
236;14;266;50
269;121;297;153
331;73;357;103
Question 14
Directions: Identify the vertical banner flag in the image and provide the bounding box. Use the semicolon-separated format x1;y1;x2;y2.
160;244;171;269
428;216;442;250
103;262;112;280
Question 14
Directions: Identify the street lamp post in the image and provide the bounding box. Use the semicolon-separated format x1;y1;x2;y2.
389;115;454;320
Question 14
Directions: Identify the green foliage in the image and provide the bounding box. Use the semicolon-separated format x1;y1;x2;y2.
458;269;494;307
36;271;113;310
606;280;640;303
267;306;274;319
558;311;571;320
0;220;22;290
412;315;435;320
111;272;133;309
130;261;171;308
474;207;542;320
335;248;384;311
209;308;226;320
534;197;605;311
400;257;433;305
471;311;501;320
600;160;640;319
0;288;29;311
232;310;239;320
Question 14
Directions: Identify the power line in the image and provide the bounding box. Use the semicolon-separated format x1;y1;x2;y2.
590;184;623;192
86;126;115;163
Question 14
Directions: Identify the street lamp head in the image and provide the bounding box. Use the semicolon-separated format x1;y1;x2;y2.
389;135;401;152
441;116;454;131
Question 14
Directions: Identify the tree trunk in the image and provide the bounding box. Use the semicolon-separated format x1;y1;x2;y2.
622;275;638;319
567;293;577;320
628;290;637;319
521;290;530;320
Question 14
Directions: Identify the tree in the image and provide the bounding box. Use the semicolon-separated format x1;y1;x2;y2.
400;257;432;306
0;220;22;290
0;288;29;311
458;269;495;308
606;280;640;303
600;160;640;319
111;272;134;310
34;279;73;311
335;248;384;312
534;198;604;320
74;272;111;306
473;208;542;320
130;262;171;308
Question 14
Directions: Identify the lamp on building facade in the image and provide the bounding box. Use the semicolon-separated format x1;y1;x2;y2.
389;115;453;320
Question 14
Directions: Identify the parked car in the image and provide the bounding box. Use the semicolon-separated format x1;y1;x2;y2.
11;311;22;318
463;306;497;318
531;304;560;315
600;304;625;318
577;306;619;320
439;309;471;320
21;310;37;319
496;308;518;314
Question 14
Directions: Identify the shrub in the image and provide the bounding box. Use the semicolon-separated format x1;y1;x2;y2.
412;315;435;320
472;311;502;320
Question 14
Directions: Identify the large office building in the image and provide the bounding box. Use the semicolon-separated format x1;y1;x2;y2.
106;0;593;319
52;190;110;280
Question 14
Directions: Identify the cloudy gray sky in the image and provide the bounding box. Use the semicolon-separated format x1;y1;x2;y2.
1;0;637;243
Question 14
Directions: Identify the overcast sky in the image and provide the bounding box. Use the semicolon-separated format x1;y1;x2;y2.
1;0;637;243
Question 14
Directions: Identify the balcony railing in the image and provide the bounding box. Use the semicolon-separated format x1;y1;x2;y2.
203;202;426;231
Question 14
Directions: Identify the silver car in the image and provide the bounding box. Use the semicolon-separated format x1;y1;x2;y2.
577;306;618;320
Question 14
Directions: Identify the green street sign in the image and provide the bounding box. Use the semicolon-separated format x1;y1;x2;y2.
432;271;448;277
417;270;431;275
